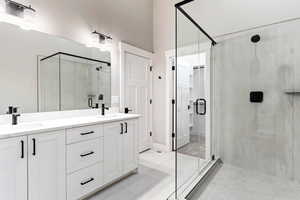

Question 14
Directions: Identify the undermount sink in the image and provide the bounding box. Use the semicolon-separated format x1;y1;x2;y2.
0;122;44;131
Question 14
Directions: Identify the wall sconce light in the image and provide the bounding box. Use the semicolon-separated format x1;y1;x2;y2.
0;0;36;30
87;30;112;51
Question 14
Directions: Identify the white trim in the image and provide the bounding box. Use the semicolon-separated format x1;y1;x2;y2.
119;42;154;152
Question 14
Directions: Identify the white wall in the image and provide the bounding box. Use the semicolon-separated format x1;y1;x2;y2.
152;0;176;146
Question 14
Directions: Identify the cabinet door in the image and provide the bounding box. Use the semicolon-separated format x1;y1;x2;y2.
28;131;66;200
103;122;122;184
0;137;27;200
122;120;138;174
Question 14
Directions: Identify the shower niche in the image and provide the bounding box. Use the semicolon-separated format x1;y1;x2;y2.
38;52;111;112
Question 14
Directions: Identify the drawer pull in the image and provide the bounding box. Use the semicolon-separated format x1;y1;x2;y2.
80;131;94;136
80;177;94;186
80;151;95;157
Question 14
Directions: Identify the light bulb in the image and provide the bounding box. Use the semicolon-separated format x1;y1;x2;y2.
23;8;35;23
0;0;6;14
20;9;35;30
91;33;99;43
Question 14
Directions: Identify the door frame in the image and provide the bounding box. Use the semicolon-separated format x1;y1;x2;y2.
165;42;212;158
119;42;153;151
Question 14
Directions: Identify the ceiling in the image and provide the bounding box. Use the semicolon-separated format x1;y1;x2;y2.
181;0;300;39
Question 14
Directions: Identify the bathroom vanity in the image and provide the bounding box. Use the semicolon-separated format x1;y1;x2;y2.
0;113;139;200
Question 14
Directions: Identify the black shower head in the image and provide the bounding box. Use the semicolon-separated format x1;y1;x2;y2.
251;34;261;43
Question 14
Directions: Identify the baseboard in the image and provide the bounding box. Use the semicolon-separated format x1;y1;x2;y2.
152;142;170;152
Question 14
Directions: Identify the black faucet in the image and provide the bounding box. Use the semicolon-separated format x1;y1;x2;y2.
12;113;21;125
101;104;109;116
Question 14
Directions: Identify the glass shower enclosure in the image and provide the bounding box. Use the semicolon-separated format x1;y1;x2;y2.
172;0;300;200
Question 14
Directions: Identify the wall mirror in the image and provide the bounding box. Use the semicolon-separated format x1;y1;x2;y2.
0;22;111;114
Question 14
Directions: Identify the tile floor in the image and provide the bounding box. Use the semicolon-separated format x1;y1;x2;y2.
190;164;300;200
88;150;205;200
178;135;205;159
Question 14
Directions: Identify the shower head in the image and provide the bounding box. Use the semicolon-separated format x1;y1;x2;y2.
251;34;261;43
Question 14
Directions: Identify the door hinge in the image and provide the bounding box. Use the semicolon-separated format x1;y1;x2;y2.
150;66;153;72
172;133;175;138
212;155;215;161
172;66;175;71
172;99;175;104
150;132;152;136
150;99;152;104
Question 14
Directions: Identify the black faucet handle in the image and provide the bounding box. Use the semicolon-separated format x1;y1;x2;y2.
12;107;19;113
6;106;14;114
6;106;19;114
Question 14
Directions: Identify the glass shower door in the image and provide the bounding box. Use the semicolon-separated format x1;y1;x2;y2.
172;4;215;199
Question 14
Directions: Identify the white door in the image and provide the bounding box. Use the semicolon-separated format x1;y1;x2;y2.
177;64;191;148
0;137;27;200
124;52;152;152
28;131;66;200
103;122;122;184
122;120;138;174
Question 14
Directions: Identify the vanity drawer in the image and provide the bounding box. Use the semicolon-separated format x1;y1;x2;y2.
67;163;103;200
67;138;103;173
66;125;103;144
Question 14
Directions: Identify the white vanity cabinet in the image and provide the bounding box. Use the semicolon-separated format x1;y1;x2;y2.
0;115;139;200
103;119;138;184
0;136;28;200
28;131;66;200
0;130;65;200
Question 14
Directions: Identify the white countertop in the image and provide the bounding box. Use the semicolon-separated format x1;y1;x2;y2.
0;113;140;139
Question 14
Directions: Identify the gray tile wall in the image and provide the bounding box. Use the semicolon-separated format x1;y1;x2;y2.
213;20;300;182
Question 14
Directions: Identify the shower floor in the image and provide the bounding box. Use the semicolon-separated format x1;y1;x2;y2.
178;135;205;159
190;164;300;200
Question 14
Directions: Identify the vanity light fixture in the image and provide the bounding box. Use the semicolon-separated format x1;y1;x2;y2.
87;30;112;51
92;30;112;43
0;0;36;30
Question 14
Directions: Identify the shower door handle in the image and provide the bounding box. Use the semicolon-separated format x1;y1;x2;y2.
196;99;206;115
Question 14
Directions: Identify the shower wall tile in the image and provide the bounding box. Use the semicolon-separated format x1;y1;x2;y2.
213;20;300;182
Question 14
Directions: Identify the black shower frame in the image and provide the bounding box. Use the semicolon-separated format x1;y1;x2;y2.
40;52;111;66
173;0;217;199
175;0;217;46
